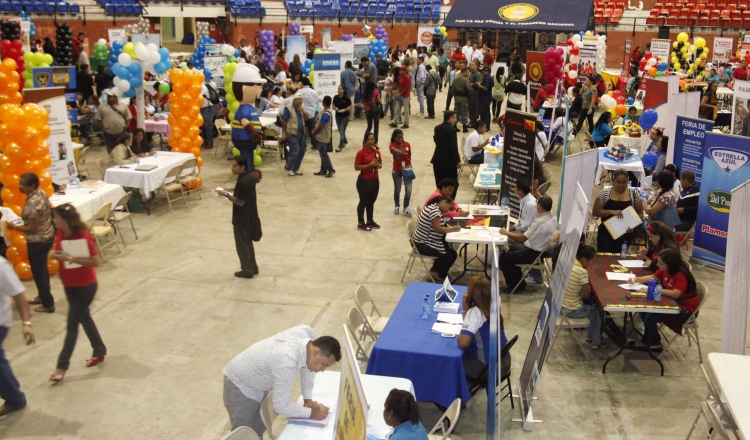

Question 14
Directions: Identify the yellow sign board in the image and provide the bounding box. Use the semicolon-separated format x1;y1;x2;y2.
497;3;539;21
334;326;369;440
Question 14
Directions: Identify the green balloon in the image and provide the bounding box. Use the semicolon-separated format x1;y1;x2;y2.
22;52;33;62
24;79;34;88
228;101;239;113
180;65;188;71
32;52;44;65
253;154;262;167
22;71;31;80
158;82;171;94
42;54;53;65
232;147;241;157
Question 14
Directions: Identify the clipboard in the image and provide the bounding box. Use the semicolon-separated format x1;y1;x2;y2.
61;239;91;269
603;205;642;240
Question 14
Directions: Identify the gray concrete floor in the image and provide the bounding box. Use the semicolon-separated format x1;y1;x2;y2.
0;92;744;440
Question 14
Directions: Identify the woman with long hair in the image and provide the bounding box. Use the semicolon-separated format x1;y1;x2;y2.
332;84;352;152
412;196;461;282
353;132;382;231
592;168;644;253
492;67;506;119
130;128;152;157
382;389;428;439
290;54;302;79
389;129;413;217
48;204;107;381
575;76;597;134
699;81;719;121
592;111;613;148
629;248;699;351
644;170;678;227
7;173;56;313
363;80;381;145
638;221;679;272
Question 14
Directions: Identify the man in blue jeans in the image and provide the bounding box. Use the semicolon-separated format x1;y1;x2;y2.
0;257;35;417
414;57;426;117
281;92;308;176
200;82;216;149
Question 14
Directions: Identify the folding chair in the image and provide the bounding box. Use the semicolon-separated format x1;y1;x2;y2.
214;119;232;156
685;364;740;439
686;400;732;440
538;181;552;195
259;391;279;440
549;310;591;361
467;334;518;408
96;157;112;180
676;224;695;251
108;192;138;247
261;128;280;155
88;202;121;262
401;220;437;283
657;282;707;362
77;146;91;179
354;285;390;336
457;136;468;179
178;158;202;199
346;308;375;368
427;398;461;440
159;165;189;213
507;242;551;294
222;427;260;440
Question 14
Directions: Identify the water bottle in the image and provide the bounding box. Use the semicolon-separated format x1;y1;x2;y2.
421;295;430;319
501;195;509;211
68;175;74;189
621;241;628;259
157;106;162;114
490;138;496;147
74;176;81;190
136;156;141;165
647;279;656;300
654;281;662;301
153;149;158;158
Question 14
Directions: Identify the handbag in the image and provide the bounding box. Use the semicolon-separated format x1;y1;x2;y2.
401;165;416;180
367;93;382;116
654;205;682;228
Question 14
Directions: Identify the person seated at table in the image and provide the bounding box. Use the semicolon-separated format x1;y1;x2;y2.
569;87;582;120
644;128;662;157
622;106;639;125
644;171;678;228
153;81;170;110
510;179;537;233
550;108;574;147
638;221;679;272
383;389;428;440
664;164;682;196
423;178;468;218
706;68;720;83
699;81;719;121
130;128;153;157
257;88;272;113
628;248;699;351
144;93;156;115
412;196;462;282
531;79;548;113
498;195;557;293
268;87;283;109
459;276;510;379
464;121;490;164
592;168;644;253
675;170;700;232
533;121;548;162
592;112;613;148
561;245;607;349
108;132;137;167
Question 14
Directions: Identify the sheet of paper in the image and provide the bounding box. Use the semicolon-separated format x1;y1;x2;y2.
290;396;337;426
61;239;91;269
454;214;474;220
446;229;469;236
619;283;648;291
606;271;634;281
602;205;642;240
431;322;462;335
618;259;647;268
437;313;463;324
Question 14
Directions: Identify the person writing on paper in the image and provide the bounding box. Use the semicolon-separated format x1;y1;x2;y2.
592;168;644;253
108;132;137;167
459;276;510;379
423;178;469;218
383;389;428;440
561;245;607;349
638;222;679;272
47;204;107;382
644;170;678;228
412;196;462;282
509;179;538;233
464;121;490;165
628;249;699;351
222;326;341;437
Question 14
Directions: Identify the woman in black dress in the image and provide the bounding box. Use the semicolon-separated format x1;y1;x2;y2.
592;168;644;253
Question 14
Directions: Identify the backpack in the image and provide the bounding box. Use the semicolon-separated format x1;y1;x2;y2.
205;82;221;105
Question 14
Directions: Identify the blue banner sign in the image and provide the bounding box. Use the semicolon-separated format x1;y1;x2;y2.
673;115;713;184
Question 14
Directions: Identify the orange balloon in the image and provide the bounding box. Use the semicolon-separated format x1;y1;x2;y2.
187;126;201;139
12;234;27;256
196;157;203;168
167;114;178;126
1;58;17;71
5;245;22;265
191;147;201;157
38;171;51;188
178;137;193;151
196;114;204;126
192;136;203;149
4;173;20;189
616;104;627;116
3;142;24;160
47;258;59;276
196;176;203;188
169;102;183;116
39;154;52;169
21;160;42;175
167;136;180;148
648;66;657;77
8;204;21;216
37;125;51;140
0;155;13;174
171;126;184;139
14;262;32;281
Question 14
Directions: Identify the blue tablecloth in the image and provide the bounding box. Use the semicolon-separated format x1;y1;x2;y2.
365;282;470;408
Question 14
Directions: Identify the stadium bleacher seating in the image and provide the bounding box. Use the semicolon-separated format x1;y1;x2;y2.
226;0;266;17
610;0;750;27
0;0;79;15
283;0;442;23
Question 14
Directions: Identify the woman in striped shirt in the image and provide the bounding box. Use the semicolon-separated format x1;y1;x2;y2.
411;196;462;282
560;245;607;349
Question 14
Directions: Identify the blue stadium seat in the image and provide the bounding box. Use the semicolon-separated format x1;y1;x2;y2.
346;10;355;19
431;12;439;21
69;3;78;12
357;10;365;20
1;3;11;12
376;11;384;20
299;9;308;17
395;11;403;20
404;11;412;21
421;12;429;21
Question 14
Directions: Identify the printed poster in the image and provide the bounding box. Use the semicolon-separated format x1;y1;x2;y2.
650;38;671;64
333;326;368;440
731;80;750;138
525;51;545;113
321;28;331;48
417;27;434;48
204;56;227;88
327;41;354;66
622;40;632;79
285;36;307;64
352;38;371;67
673;116;713;183
131;33;161;47
108;29;127;47
577;35;599;78
712;37;734;64
500;109;537;218
313;53;341;102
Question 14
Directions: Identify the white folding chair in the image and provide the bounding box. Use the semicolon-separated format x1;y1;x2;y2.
401;220;437;283
108;192;138;247
96;157;111;179
88;202;121;262
178;157;202;199
685;364;739;439
507;242;551;294
77;146;91;179
346;308;376;368
354;285;390;336
658;282;707;362
427;398;461;440
159;165;189;213
222;427;260;440
259;391;279;440
214;119;232;156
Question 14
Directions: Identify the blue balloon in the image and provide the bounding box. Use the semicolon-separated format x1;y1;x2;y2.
113;41;122;49
642;151;659;169
304;59;312;68
124;88;136;98
640;109;658;131
657;61;667;72
626;97;635;105
210;38;216;43
158;47;170;61
203;68;212;79
127;63;142;77
112;64;129;78
235;49;240;57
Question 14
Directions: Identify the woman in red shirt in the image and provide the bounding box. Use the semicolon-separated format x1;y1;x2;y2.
629;248;699;351
389;129;413;217
354;132;382;231
47;204;107;382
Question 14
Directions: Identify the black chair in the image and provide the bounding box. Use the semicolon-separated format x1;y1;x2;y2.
466;334;519;408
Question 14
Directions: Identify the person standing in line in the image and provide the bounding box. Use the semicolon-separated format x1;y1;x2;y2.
354;132;382;231
341;60;357;119
200;80;216;150
7;173;56;313
298;78;319;150
452;68;471;133
575;76;597;134
414;57;427;117
281;92;308;176
462;41;473;61
332;85;352;152
424;65;440;119
222;325;340;436
389;129;413;217
312;96;336;177
0;257;34;416
217;156;262;279
477;66;494;125
94;90;131;153
468;61;482;128
437;48;448;92
491;67;506;119
363;80;381;146
470;43;484;64
390;66;411;129
505;75;526;111
431;111;461;199
47;204;107;382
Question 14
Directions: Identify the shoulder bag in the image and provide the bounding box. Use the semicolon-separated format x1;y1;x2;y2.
395;149;416;180
367;92;383;116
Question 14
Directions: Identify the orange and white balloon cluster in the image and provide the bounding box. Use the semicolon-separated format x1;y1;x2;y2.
166;69;204;188
0;59;23;106
0;103;58;280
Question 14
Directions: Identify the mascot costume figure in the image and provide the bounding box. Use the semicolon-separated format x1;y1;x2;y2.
231;64;266;170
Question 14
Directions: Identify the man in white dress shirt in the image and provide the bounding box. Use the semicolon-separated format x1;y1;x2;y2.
464;121;489;164
470;43;484;64
510;179;538;233
462;41;473;61
222;325;341;436
298;77;320;149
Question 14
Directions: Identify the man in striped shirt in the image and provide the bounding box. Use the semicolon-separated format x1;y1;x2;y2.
222;325;341;436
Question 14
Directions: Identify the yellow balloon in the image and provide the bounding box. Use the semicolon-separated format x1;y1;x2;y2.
672;41;678;49
585;31;592;36
440;26;446;32
368;34;375;40
695;37;706;48
677;32;689;43
673;62;681;70
123;42;135;56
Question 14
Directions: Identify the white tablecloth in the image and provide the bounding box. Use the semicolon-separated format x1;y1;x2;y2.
717;87;733;100
606;134;648;155
595;147;645;185
707;353;750;440
103;152;195;198
277;371;414;440
48;183;126;222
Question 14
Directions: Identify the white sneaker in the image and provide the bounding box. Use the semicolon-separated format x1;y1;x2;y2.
287;170;295;176
394;206;400;215
525;276;542;284
403;207;412;217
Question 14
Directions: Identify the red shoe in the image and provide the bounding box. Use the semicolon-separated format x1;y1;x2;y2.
86;356;105;367
49;371;66;382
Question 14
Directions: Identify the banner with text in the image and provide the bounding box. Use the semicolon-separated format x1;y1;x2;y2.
713;37;734;64
204;56;227;88
525;51;545;113
501;109;537;218
417;27;435;48
673;115;713;184
327;41;355;66
313;53;342;103
286;36;308;64
578;36;599;77
622;40;632;79
31;66;77;121
334;325;368;440
692;132;750;267
108;29;127;47
650;38;671;64
723;181;750;355
731;80;750;138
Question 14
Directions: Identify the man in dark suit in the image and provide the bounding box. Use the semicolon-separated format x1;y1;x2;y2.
431;111;461;199
675;170;700;232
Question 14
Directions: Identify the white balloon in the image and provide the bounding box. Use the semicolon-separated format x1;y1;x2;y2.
146;43;158;53
572;34;581;43
568;70;578;79
110;88;121;97
148;52;161;64
98;38;107;46
209;81;217;89
575;41;584;49
135;45;149;61
569;55;579;64
116;78;130;92
118;53;132;67
647;58;657;66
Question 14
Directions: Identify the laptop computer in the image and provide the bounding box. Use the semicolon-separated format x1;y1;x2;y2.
135;164;158;171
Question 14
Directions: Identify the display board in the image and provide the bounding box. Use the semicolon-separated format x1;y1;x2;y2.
730;80;750;138
525;51;544;113
108;29;127;47
500;109;537;218
286;36;307;64
328;41;355;66
672;115;713;184
417;27;435;48
712;37;734;64
204;56;227;88
313;53;342;102
559;149;597;239
649;38;671;64
333;325;368;440
723;181;750;355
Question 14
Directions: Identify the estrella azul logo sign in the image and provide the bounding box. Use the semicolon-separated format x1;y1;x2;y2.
708;147;750;174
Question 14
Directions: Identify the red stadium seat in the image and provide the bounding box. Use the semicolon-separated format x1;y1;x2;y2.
659;8;669;15
731;10;742;26
727;3;737;10
743;10;750;26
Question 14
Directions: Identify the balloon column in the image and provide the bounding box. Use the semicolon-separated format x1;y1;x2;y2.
190;34;215;70
110;42;170;98
1;39;25;91
0;59;23;105
545;47;564;94
195;21;210;42
258;30;276;72
596;35;607;72
0;19;21;42
166;68;204;188
566;34;583;82
223;61;239;122
670;32;708;79
55;23;74;66
93;38;110;61
108;40;124;75
289;22;301;36
373;25;389;47
0;102;56;280
21;51;53;89
341;34;353;42
433;26;447;42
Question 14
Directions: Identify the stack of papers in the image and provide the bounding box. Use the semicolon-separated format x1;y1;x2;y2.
606;271;633;281
437;313;463;324
431;322;462;335
618;259;647;268
434;302;460;313
619;283;647;291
